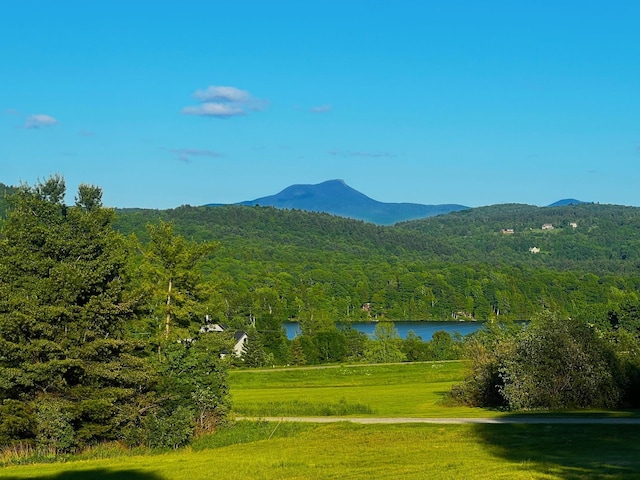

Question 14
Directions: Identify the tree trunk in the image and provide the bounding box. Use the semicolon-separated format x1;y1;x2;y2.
165;278;172;337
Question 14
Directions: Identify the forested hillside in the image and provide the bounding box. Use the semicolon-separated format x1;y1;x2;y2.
112;203;640;324
398;203;640;275
3;180;639;323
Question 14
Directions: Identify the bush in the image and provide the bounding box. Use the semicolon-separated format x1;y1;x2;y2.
500;314;621;410
35;399;75;454
145;406;195;449
451;314;623;410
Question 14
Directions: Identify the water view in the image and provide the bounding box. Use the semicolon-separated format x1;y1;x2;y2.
283;320;488;340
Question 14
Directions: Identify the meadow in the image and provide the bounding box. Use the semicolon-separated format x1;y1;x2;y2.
227;361;498;418
2;361;640;479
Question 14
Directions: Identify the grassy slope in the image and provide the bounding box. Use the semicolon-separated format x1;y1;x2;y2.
2;422;640;479
4;362;640;479
228;361;498;418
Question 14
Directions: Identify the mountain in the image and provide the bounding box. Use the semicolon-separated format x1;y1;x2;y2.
548;199;589;207
218;179;469;225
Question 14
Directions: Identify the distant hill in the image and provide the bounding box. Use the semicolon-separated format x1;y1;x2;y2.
548;199;589;207
210;179;469;225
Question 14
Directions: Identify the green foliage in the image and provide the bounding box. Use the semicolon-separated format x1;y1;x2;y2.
153;335;231;436
289;337;307;365
255;314;290;364
453;314;625;410
0;177;156;450
142;220;219;340
0;400;35;447
500;314;620;409
111;203;640;334
401;331;430;362
364;322;406;363
241;328;270;368
145;406;195;450
35;399;75;454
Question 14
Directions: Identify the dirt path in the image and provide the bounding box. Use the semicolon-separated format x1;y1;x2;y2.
237;416;640;425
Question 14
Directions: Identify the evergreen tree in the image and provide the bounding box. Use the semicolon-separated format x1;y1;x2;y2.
0;177;154;451
143;221;218;341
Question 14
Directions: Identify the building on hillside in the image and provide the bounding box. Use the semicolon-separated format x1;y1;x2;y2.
200;321;248;358
569;222;578;228
542;223;554;230
501;228;515;235
529;247;541;254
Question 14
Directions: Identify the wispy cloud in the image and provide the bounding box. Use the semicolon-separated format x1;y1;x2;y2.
182;103;245;117
4;109;20;115
162;147;223;163
310;104;333;113
25;114;59;129
182;85;267;118
78;130;95;137
328;150;397;158
193;86;250;103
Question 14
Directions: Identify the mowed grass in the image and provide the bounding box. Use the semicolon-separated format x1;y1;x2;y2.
3;421;640;479
228;361;500;418
4;362;640;478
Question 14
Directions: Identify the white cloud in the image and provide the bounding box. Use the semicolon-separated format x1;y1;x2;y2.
182;102;245;118
163;147;223;163
25;114;59;129
310;104;333;113
193;86;250;103
183;85;265;118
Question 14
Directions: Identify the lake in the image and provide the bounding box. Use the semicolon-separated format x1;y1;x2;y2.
282;320;488;340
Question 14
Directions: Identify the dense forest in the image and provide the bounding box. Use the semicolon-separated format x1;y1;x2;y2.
3;181;640;327
110;202;640;325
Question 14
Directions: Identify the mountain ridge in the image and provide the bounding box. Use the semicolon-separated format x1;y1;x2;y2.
209;179;469;225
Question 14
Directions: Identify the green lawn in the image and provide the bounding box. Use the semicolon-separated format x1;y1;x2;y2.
3;361;640;479
2;421;640;479
228;361;501;418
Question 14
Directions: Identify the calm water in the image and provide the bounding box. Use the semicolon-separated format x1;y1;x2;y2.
282;320;487;340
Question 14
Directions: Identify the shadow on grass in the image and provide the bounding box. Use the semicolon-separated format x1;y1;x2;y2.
474;418;640;479
1;468;165;480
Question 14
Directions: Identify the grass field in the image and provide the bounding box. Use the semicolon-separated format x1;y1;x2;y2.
3;361;640;479
228;361;501;418
2;421;640;479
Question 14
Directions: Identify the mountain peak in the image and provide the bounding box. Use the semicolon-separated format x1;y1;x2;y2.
230;180;468;225
548;198;589;207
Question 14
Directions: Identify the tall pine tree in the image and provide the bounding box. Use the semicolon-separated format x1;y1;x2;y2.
0;176;154;451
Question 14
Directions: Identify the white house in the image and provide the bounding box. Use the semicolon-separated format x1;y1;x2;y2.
200;322;248;358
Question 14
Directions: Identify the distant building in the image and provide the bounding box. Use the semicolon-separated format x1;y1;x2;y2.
569;222;578;228
501;228;515;235
542;223;554;230
200;322;248;358
529;247;541;254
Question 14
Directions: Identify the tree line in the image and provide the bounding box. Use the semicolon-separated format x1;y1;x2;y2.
2;177;640;456
0;177;231;453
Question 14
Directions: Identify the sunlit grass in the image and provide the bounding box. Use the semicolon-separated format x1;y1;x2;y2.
229;360;501;418
2;422;640;479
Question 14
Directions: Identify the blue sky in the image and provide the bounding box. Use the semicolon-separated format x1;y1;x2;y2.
1;1;638;209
